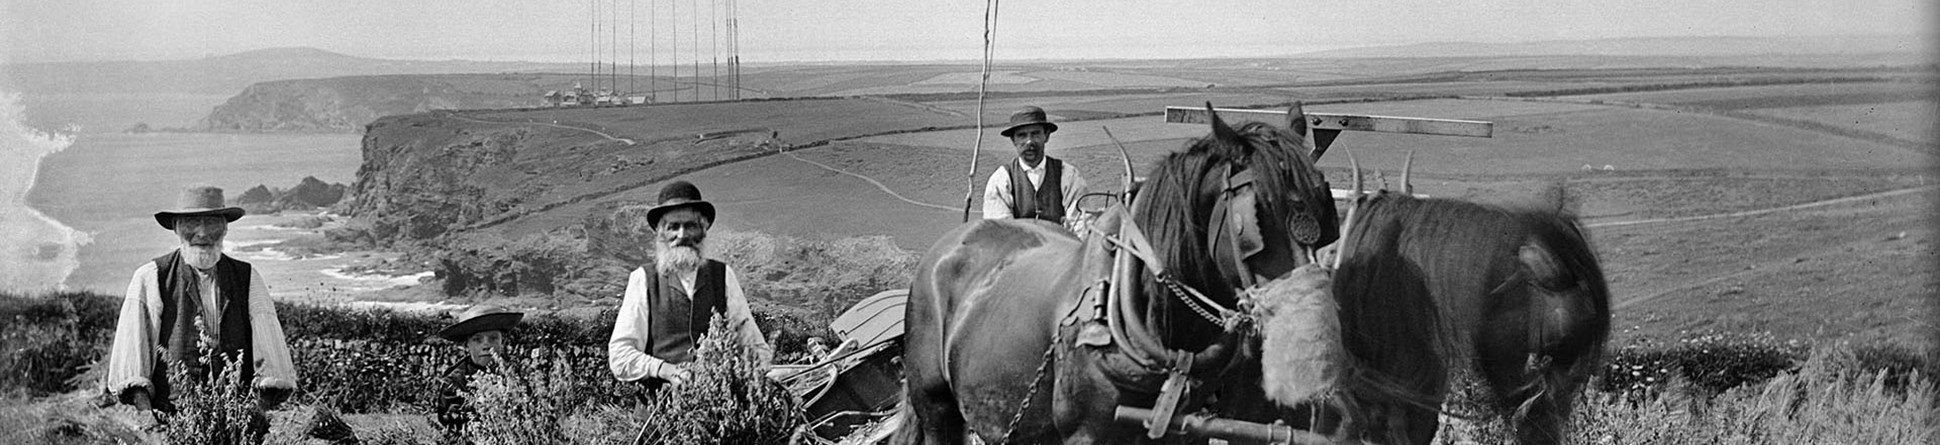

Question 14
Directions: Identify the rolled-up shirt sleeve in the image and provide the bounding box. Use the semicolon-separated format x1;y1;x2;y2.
247;269;297;390
722;265;773;366
105;263;160;396
982;168;1012;220
608;267;668;382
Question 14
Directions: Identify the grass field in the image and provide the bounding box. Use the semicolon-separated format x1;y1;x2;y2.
532;77;1933;352
345;60;1940;352
1745;100;1936;143
864;98;1928;176
329;60;1940;358
1566;81;1933;109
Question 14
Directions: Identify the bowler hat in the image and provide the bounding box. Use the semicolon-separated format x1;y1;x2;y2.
644;181;717;228
154;185;246;230
438;305;524;342
999;106;1059;137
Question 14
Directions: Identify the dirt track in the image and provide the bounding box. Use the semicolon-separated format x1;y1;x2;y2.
1589;178;1931;347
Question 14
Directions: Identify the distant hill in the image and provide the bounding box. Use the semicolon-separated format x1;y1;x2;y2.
1300;35;1928;59
0;47;576;94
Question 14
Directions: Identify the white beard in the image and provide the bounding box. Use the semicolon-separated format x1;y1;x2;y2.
655;241;705;276
180;244;222;270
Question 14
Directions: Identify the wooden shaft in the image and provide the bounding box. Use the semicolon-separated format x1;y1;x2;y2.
1165;106;1493;138
1114;406;1357;445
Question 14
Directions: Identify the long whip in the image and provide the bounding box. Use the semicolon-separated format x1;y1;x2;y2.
961;0;1000;222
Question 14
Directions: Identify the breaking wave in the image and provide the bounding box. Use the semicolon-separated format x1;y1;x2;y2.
0;91;88;292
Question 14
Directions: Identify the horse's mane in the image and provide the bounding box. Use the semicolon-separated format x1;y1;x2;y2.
1333;192;1611;442
1131;119;1333;343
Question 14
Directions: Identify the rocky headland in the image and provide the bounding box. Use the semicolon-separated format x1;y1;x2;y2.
330;98;971;298
195;74;577;133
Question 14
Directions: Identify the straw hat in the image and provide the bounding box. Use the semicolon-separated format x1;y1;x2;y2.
644;181;716;228
999;106;1059;137
153;185;246;230
438;305;524;342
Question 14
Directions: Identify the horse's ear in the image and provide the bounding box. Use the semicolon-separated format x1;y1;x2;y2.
1206;102;1244;150
1286;102;1309;137
1287;102;1318;158
1539;179;1580;217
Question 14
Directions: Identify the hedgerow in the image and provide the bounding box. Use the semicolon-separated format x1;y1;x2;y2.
0;292;117;396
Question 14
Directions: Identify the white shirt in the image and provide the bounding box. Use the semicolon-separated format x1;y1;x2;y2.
607;264;773;382
105;257;299;397
982;157;1089;220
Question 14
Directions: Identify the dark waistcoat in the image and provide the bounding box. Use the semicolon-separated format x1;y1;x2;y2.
644;260;729;364
151;250;255;411
1004;157;1066;223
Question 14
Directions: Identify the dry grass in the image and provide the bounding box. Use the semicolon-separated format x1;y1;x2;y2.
1565;348;1937;444
0;392;150;445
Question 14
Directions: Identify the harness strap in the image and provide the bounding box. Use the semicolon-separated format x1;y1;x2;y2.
1207;166;1262;289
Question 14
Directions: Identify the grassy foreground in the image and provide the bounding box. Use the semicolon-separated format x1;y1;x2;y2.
5;286;1934;443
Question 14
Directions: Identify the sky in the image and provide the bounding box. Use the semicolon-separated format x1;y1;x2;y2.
2;0;1933;64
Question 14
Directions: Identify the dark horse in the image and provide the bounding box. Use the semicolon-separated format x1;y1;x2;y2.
894;105;1346;444
1330;189;1612;445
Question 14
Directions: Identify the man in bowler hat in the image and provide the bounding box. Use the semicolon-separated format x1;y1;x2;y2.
103;185;298;442
607;181;773;392
982;106;1090;225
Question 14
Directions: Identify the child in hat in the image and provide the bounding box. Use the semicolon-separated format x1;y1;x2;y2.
433;305;523;442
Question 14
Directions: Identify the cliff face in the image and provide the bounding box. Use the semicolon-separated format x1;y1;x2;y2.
344;115;531;241
343;97;971;247
197;75;549;133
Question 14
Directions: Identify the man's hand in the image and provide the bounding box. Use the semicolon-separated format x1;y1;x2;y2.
657;363;693;386
257;387;293;411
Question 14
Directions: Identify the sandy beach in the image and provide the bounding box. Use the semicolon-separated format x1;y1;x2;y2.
0;93;85;292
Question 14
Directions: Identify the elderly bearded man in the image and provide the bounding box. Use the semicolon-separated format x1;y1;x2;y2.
104;186;298;442
608;181;773;394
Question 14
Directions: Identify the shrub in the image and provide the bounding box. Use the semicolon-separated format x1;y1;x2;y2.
158;352;266;445
1598;331;1806;396
463;350;584;445
632;315;805;444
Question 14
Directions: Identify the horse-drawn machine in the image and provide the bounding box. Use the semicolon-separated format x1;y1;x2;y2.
774;103;1609;445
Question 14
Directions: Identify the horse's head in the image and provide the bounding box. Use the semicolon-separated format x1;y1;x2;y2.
1134;103;1338;295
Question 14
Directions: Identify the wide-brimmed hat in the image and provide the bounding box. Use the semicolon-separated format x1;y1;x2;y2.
154;185;246;230
644;181;717;228
438;305;524;342
999;106;1059;137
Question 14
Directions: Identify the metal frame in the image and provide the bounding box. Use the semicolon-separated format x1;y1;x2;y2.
1163;106;1493;158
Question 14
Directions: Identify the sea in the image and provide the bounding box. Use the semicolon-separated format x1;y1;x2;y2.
3;92;429;299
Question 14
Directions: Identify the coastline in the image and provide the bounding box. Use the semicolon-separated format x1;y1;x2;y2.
0;93;85;292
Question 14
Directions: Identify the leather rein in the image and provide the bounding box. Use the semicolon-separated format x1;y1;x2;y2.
1085;162;1287;380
